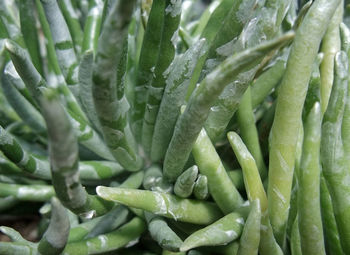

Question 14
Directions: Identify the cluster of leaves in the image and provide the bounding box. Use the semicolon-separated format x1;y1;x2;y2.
0;0;349;255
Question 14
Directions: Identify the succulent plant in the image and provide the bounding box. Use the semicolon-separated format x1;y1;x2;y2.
0;0;348;254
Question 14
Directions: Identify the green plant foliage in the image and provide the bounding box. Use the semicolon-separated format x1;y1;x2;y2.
0;0;348;254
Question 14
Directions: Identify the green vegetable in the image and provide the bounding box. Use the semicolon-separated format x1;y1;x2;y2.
320;175;344;255
163;32;294;182
236;86;267;179
146;213;183;252
63;217;146;255
141;0;181;154
41;91;113;216
290;217;302;255
174;165;198;198
180;211;245;251
96;187;223;225
267;0;341;247
228;131;282;255
81;0;103;54
57;0;83;54
143;165;183;252
193;174;209;200
298;103;325;255
38;197;69;255
1;1;350;254
19;0;43;75
151;39;206;162
5;38;113;160
92;0;142;171
237;200;261;255
193;128;243;213
320;3;343;113
321;50;350;253
132;0;166;141
203;0;292;141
